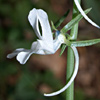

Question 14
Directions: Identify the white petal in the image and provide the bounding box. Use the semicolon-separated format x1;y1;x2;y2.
53;39;62;53
7;48;33;64
28;8;42;39
16;51;32;64
35;50;45;55
7;53;18;59
44;46;79;96
31;41;41;50
31;40;54;54
28;8;53;49
37;9;53;47
74;0;100;29
31;40;50;55
53;34;65;53
31;41;47;54
7;48;25;58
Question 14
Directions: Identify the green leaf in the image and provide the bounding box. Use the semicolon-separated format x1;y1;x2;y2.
51;21;57;31
60;44;67;56
54;10;70;28
71;39;100;47
60;38;100;56
61;8;92;34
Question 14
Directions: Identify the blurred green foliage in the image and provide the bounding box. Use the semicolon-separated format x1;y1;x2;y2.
0;0;100;100
75;89;99;100
83;0;100;26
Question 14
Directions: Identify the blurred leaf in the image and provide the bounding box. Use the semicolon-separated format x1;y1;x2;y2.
0;28;4;41
75;89;85;100
54;10;70;28
42;71;63;89
0;42;5;60
0;62;18;76
8;29;21;41
75;89;100;100
0;4;12;16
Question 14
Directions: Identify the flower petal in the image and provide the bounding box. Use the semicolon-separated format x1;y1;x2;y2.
31;41;42;50
31;40;54;54
37;9;53;47
7;48;32;64
74;0;100;29
16;51;32;64
28;8;53;49
7;48;26;59
53;39;62;53
53;34;65;53
28;8;42;39
44;46;79;96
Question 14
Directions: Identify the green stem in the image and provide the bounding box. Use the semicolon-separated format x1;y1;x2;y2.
66;0;81;100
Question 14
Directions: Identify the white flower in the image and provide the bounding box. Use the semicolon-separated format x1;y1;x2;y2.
7;8;80;97
7;8;65;64
74;0;100;29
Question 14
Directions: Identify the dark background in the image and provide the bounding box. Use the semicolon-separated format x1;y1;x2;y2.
0;0;100;100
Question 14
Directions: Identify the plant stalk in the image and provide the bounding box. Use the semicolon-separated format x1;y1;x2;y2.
66;0;81;100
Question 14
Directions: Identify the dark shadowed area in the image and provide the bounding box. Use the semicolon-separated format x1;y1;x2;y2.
0;0;100;100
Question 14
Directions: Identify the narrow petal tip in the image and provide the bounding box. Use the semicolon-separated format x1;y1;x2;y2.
97;26;100;29
7;53;16;59
44;93;47;96
44;93;56;97
7;54;10;58
44;93;51;97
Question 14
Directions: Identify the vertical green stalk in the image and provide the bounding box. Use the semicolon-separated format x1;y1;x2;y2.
66;0;81;100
